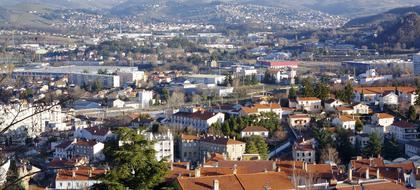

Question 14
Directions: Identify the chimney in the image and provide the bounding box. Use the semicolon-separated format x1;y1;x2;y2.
233;164;237;175
213;179;220;190
170;162;174;171
272;161;276;171
233;136;236;140
186;162;190;170
304;162;308;172
88;169;92;178
365;168;370;179
376;168;380;179
72;170;76;177
348;168;352;181
194;167;201;177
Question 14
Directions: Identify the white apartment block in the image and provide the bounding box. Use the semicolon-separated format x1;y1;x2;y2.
405;141;420;157
390;121;420;143
0;101;65;143
240;126;269;138
185;74;226;85
144;130;174;162
54;139;105;162
170;110;225;131
138;90;154;108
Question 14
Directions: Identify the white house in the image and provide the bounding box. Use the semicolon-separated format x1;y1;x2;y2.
324;99;345;112
390;121;420;143
240;103;282;119
55;167;105;190
290;97;322;112
144;130;174;162
288;114;311;128
54;139;105;162
336;106;355;115
379;91;398;105
240;126;269;138
352;103;369;114
332;115;356;131
371;113;394;132
112;99;125;108
74;126;114;142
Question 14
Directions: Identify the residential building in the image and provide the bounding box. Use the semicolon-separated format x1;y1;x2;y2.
54;139;105;162
169;109;225;131
138;89;154;108
240;103;282;119
363;124;385;139
335;106;355;115
292;138;316;163
179;134;246;163
414;52;420;76
144;130;174;162
356;134;370;149
324;99;345;112
289;97;322;112
371;113;394;132
353;86;417;105
258;60;299;69
288;114;311;128
74;126;114;142
55;167;105;189
390;121;420;143
240;126;269;138
379;91;399;105
352;103;369;114
405;141;420;157
332;115;356;131
358;69;392;85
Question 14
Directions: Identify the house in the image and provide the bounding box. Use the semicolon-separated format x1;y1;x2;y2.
289;97;322;112
179;134;246;163
353;86;417;105
352;103;369;114
332;115;356;131
379;91;398;105
55;167;106;189
288;114;311;128
240;126;269;138
112;99;125;108
169;109;225;131
240;103;282;119
74;126;114;142
324;99;345;112
54;139;105;162
405;141;420;157
336;106;355;115
390;121;420;143
371;113;394;132
292;138;316;163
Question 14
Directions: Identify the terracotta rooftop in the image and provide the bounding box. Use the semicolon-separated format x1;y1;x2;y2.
296;97;321;102
336;106;353;111
84;126;111;136
336;181;409;190
392;121;415;129
354;86;416;95
199;136;245;145
181;134;199;141
339;115;356;122
288;114;310;119
242;126;268;132
374;113;394;119
56;167;106;181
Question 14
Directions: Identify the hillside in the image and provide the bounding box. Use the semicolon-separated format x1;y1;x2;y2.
346;5;420;26
374;13;420;49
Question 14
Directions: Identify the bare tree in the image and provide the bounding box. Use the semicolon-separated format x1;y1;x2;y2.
320;145;340;164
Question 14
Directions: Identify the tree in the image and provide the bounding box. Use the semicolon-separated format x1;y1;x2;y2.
208;123;223;136
315;82;330;101
98;128;168;190
408;105;417;121
382;136;404;160
337;83;354;103
302;78;314;97
224;74;233;86
168;89;185;108
245;136;268;160
320;145;340;164
288;85;297;99
363;133;382;157
355;119;363;133
336;128;356;164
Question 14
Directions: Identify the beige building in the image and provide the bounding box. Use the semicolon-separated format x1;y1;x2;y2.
288;114;311;128
289;97;322;112
292;139;316;163
371;113;394;132
179;134;246;163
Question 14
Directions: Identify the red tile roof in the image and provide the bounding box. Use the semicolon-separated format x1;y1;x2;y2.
84;126;111;136
392;121;415;129
56;167;106;181
242;126;268;132
173;111;221;121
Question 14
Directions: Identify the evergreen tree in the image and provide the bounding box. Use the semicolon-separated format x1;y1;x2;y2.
98;128;168;190
336;128;356;164
363;133;382;157
315;82;330;101
355;119;364;133
245;141;258;154
221;122;231;136
288;85;297;99
382;136;403;160
302;77;314;97
408;105;417;121
255;136;269;160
